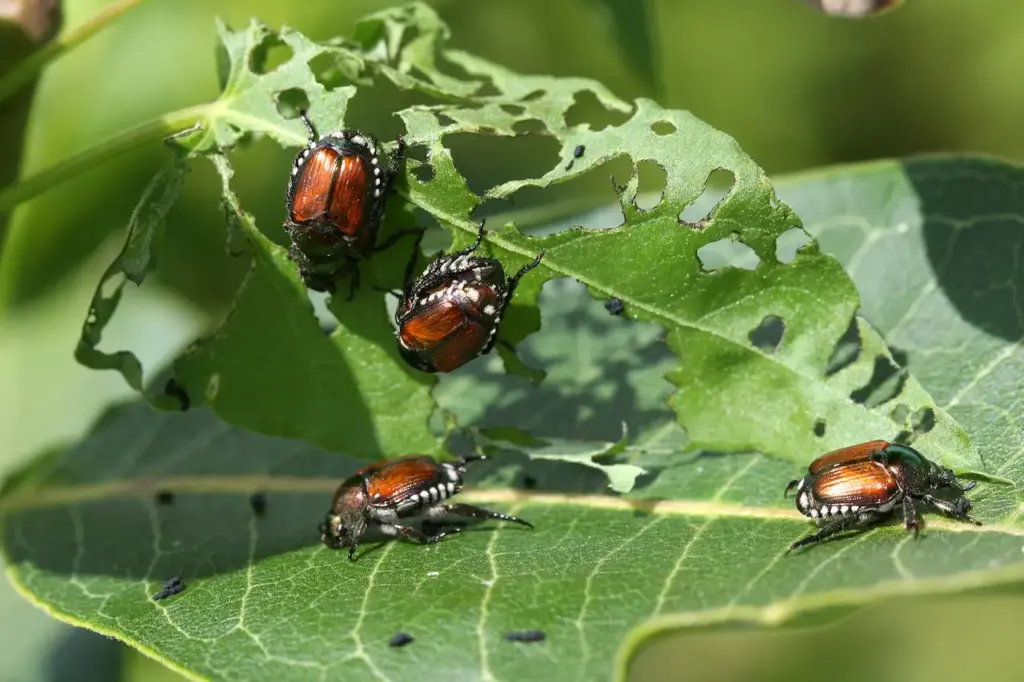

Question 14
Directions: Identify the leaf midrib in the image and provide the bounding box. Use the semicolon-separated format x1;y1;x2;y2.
1;478;1021;537
205;103;827;396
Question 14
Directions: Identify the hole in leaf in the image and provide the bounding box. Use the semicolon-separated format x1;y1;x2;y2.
100;271;126;300
678;168;736;228
478;154;633;233
434;111;456;127
445;132;560;197
512;119;546;135
307;52;354;91
776;227;812;264
652;120;676;135
910;406;936;435
635;160;666;211
521;89;545;102
813;419;826;437
436;52;495;93
564;90;630;131
893;429;914;445
748;314;785;353
696;235;760;272
888;344;909;370
849;354;907;408
825;316;861;377
412;165;434;185
249;34;293;75
344;78;435;141
473;78;501;97
275;88;310;120
404;144;434;184
501;104;525;116
890;403;911;425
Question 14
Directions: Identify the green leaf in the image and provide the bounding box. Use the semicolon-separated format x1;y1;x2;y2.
2;399;1022;682
170;154;439;458
73;2;991;492
477;422;647;494
350;3;980;476
776;155;1024;500
72;20;438;459
200;19;358;151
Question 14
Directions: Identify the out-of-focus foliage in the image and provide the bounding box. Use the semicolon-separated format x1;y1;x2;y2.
2;0;1023;681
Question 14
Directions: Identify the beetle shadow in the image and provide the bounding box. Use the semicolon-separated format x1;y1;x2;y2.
909;157;1024;345
0;402;365;583
787;500;972;554
433;277;682;496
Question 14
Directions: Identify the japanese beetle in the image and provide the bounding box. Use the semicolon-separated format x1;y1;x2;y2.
785;440;979;553
319;454;533;559
395;219;544;373
284;111;408;294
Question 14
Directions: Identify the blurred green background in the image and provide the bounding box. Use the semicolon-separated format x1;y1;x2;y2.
2;0;1023;680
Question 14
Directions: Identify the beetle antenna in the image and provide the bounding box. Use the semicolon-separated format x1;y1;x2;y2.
783;480;800;498
457;453;487;468
298;109;318;144
961;479;977;492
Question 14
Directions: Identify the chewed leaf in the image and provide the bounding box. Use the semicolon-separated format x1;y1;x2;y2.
169;155;439;458
400;92;983;476
75;1;985;490
478;423;647;494
779;155;1024;494
75;158;189;390
198;19;357;152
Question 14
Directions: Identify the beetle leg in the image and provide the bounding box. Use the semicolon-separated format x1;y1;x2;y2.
505;252;546;296
787;518;856;553
371;227;427;255
920;493;982;525
385;522;465;545
298;109;318;144
787;509;887;554
387;135;406;190
445;503;534;529
902;496;921;536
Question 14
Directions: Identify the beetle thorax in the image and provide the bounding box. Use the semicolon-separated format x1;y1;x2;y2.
332;480;368;526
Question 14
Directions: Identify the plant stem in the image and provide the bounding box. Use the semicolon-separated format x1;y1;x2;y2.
0;0;152;106
0;104;209;214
